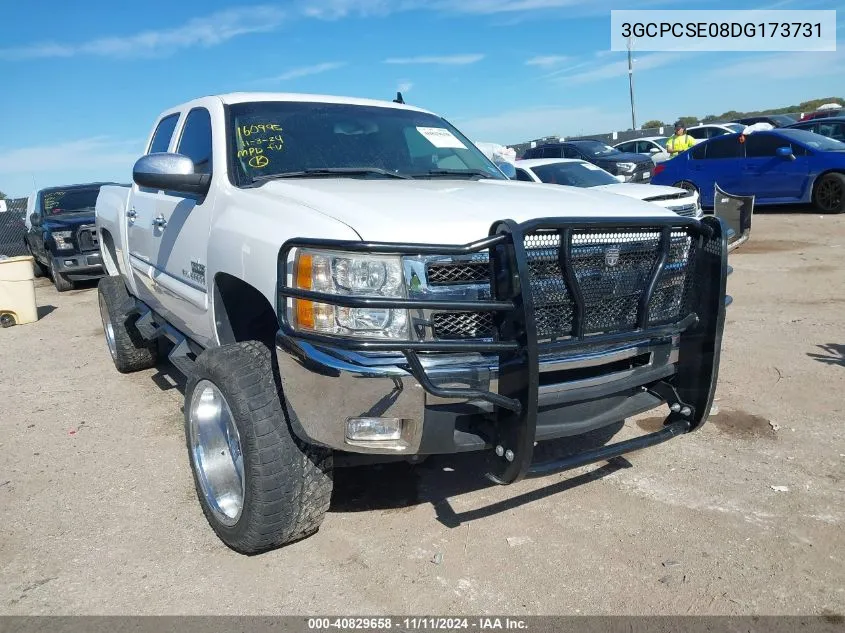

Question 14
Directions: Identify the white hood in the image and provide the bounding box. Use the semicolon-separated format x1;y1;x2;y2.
257;178;677;243
592;183;692;202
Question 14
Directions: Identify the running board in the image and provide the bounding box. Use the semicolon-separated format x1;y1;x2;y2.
167;338;196;378
132;304;198;377
527;419;692;478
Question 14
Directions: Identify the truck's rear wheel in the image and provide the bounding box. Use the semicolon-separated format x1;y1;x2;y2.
184;341;333;554
97;276;159;373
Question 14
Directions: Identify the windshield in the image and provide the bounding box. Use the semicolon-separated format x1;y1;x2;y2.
771;114;797;125
228;101;505;183
570;140;621;157
530;161;619;187
777;129;845;151
652;137;668;148
40;188;100;215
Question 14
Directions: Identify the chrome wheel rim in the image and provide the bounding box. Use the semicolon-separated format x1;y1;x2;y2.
188;380;245;527
98;293;117;361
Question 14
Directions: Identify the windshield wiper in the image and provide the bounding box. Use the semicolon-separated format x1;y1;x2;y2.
251;167;412;182
410;169;494;180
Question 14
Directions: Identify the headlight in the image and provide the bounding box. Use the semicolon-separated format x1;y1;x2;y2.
291;249;408;339
53;230;73;250
617;162;637;172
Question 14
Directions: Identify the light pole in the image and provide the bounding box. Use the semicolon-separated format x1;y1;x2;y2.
627;35;637;130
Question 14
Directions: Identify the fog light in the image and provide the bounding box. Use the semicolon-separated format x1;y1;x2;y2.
64;260;75;266
345;417;403;442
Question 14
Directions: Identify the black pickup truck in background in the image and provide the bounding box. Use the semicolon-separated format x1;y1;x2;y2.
24;183;118;292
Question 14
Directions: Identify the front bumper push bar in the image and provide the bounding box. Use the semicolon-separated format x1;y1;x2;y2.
277;215;729;485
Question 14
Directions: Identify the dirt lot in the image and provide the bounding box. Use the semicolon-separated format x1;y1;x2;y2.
1;211;844;616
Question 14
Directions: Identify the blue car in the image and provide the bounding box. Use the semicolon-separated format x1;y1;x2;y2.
650;129;845;213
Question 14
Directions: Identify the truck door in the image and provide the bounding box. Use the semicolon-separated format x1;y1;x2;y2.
144;106;217;343
127;112;181;310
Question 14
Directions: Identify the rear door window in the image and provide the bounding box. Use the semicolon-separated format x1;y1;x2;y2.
515;168;534;182
148;114;180;154
176;108;213;174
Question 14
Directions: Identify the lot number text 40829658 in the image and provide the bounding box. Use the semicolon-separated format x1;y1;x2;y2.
307;617;529;631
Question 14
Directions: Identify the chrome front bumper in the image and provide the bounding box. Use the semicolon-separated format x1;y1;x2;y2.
276;333;680;455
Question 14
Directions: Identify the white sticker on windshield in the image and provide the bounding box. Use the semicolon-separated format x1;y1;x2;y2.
581;162;601;170
416;127;467;149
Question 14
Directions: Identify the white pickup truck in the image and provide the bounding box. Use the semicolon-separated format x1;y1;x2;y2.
96;92;730;555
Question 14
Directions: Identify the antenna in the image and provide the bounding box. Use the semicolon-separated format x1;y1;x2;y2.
393;91;405;104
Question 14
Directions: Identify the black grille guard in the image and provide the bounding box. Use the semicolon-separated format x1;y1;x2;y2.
277;215;729;484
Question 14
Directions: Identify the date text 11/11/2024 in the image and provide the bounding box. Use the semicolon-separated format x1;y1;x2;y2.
307;617;529;631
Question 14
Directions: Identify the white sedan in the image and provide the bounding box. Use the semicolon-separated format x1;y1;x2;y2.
612;136;672;163
686;123;745;141
514;158;703;218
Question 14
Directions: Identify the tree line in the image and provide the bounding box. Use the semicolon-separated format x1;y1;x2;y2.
640;96;843;130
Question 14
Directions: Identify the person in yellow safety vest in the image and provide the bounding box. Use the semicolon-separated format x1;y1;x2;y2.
665;121;697;157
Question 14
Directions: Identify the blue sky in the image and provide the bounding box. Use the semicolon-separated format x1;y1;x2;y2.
0;0;842;196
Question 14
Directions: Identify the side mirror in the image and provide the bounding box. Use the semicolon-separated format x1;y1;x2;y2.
649;147;661;154
776;146;795;160
615;174;627;183
133;153;211;195
495;161;517;179
30;213;41;226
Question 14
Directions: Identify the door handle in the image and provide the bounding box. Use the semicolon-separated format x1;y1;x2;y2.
153;214;167;230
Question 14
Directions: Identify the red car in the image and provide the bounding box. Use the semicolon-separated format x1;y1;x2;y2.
800;106;843;122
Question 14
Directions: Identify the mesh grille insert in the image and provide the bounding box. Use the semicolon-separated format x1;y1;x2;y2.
431;312;494;339
426;261;490;285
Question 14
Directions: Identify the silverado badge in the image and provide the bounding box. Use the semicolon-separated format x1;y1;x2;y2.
604;245;621;267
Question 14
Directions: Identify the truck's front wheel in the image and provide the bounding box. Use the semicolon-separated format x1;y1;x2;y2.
184;341;333;554
50;262;74;292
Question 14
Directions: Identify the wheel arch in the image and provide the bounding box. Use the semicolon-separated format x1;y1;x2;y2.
810;168;845;196
212;272;279;349
810;169;845;211
99;228;120;276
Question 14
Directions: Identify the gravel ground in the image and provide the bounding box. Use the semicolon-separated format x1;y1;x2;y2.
1;211;843;616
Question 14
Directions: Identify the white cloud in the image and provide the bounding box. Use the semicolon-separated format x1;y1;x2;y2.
0;137;145;196
398;81;414;92
525;55;570;67
0;6;286;59
383;54;484;65
0;137;141;175
432;0;596;14
454;106;624;146
303;0;611;18
301;0;681;19
711;49;845;80
267;61;347;81
555;52;686;84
